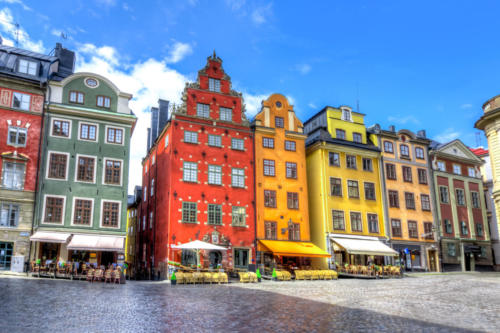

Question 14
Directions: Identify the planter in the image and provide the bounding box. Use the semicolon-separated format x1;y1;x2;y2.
171;279;177;286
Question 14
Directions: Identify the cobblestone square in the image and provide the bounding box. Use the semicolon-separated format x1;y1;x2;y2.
0;273;499;333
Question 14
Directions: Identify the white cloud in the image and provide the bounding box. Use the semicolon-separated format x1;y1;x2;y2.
387;115;420;125
122;2;130;11
0;8;44;52
295;63;311;75
308;102;317;109
460;103;473;109
242;93;267;118
434;128;461;143
251;3;272;25
165;41;193;63
95;0;116;7
0;0;31;11
225;0;246;11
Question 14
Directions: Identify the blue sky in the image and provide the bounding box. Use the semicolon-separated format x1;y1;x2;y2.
1;0;499;191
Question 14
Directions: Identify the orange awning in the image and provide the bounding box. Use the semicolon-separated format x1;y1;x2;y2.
259;240;331;258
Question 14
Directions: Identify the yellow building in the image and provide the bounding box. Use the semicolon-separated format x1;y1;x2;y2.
125;187;140;278
253;94;329;273
304;106;397;269
370;126;440;272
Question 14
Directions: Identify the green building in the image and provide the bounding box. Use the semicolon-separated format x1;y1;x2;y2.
30;72;136;268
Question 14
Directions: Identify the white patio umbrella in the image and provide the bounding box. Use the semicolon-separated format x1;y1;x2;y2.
171;240;227;269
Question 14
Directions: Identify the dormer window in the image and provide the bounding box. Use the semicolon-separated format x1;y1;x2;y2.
341;108;352;121
209;78;220;92
69;91;84;104
97;96;111;108
18;59;37;76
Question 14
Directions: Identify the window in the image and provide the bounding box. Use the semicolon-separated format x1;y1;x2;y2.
264;190;276;208
421;194;431;211
388;190;399;208
265;221;277;240
44;196;64;223
102;201;120;227
97;96;111;108
183;162;197;182
285;140;296;151
287;192;299;209
437;161;446;171
150;179;155;197
1;162;25;190
348;180;359;198
80;124;97;141
69;91;84;104
415;147;425;159
106;127;123;144
208;134;222;147
362;158;372;171
196;103;210;118
262;137;274;149
460;221;468;235
476;223;484;237
77;156;95;182
330;178;342;196
220;107;232;122
384;141;394;153
48;153;67;179
350;212;362;232
231;168;245;188
143;187;147;202
184;131;198;144
386;163;396;180
468;167;476;178
400;144;409;158
234;249;249;268
342;109;351;121
368;214;379;233
12;92;30;110
142;216;146;230
332;210;345;230
364;182;376;200
104;159;121;185
7;127;27;147
275;116;284;128
208;204;222;225
231;138;244;150
0;203;19;227
453;164;461;175
444;219;453;234
471;192;480;208
286;162;297;179
424;222;433;239
73;199;92;225
456;189;465;206
336;129;346;140
346;155;357;169
408;221;418;238
391;219;402;237
208;78;220;92
18;59;37;75
353;132;362;143
440;186;449;204
417;169;427;184
165;134;169;148
232;206;246;227
405;192;415;209
329;152;340;166
402;166;412;182
182;202;197;223
149;212;153;229
263;159;275;176
52;119;70;137
288;223;300;241
447;243;456;257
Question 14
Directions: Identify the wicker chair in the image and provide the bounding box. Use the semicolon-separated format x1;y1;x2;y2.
86;269;95;282
239;272;250;283
184;272;195;284
218;272;228;283
193;272;203;284
104;269;112;283
247;272;257;283
175;272;185;284
93;269;104;282
310;270;319;280
203;272;213;284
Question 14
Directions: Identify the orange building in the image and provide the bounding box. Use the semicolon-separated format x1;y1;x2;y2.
253;94;329;274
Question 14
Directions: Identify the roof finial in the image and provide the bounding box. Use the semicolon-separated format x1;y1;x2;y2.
213;49;216;59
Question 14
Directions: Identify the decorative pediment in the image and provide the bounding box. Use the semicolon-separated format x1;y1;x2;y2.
1;151;29;161
436;140;482;163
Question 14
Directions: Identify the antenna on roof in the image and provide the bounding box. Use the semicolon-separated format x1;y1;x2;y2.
475;132;482;147
14;22;19;47
60;32;67;40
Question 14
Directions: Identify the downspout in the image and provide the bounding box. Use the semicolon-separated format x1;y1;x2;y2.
153;149;158;279
252;128;258;267
428;152;443;272
319;143;330;268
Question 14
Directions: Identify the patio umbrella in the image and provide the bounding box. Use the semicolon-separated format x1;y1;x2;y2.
171;240;227;269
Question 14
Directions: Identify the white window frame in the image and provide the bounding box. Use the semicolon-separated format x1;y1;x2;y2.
209;78;221;92
208;134;222;147
349;210;363;232
437;161;446;172
149;211;153;229
183;162;198;182
12;92;31;111
208;165;222;185
367;212;379;233
0;202;20;228
196;103;210;118
105;125;125;145
7;126;27;147
41;194;66;225
468;167;476;178
78;121;99;142
231;138;244;150
50;117;72;139
231;206;246;227
231;168;245;188
151;178;155;197
184;130;198;144
1;161;25;190
165;134;169;148
45;151;70;181
453;164;461;175
143;186;147;202
341;108;352;122
100;199;122;229
220;107;232;122
74;154;97;184
18;59;37;75
70;196;94;227
102;157;124;187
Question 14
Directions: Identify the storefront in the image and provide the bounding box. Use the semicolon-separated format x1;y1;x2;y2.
30;231;71;264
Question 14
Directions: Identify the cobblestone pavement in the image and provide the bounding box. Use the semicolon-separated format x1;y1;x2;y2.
0;273;499;333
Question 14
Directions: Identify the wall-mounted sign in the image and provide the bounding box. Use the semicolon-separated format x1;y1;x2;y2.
90;253;97;258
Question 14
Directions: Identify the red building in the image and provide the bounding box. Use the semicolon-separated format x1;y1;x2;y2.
138;53;255;279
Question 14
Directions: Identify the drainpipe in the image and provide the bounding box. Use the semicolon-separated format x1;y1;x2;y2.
252;129;258;267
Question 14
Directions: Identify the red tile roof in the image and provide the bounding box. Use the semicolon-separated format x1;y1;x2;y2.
470;147;489;156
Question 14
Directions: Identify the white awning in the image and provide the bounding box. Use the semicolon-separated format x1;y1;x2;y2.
171;240;227;250
330;234;398;257
30;231;71;244
67;234;125;252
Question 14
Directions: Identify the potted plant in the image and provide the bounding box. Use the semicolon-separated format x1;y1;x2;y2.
256;268;262;282
170;271;177;286
272;268;277;281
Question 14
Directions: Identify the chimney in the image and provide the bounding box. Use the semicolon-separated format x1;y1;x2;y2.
417;130;426;138
150;107;159;144
147;128;151;151
389;125;396;132
158;99;170;134
54;43;75;77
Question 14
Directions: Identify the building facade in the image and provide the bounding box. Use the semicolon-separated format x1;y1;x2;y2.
429;140;492;271
253;94;328;274
304;106;397;269
0;43;73;272
125;186;141;278
31;72;136;268
370;126;439;271
138;53;255;279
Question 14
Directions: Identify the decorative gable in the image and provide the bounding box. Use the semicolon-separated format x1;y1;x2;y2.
437;140;482;164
